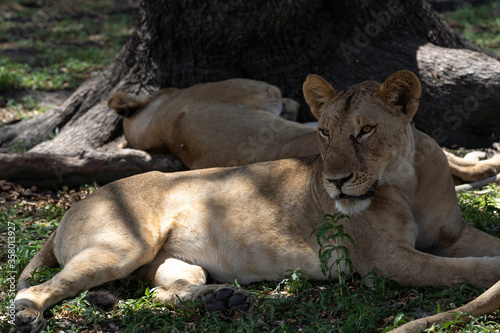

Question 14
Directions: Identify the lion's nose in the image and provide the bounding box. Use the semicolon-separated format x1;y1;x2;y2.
327;173;353;189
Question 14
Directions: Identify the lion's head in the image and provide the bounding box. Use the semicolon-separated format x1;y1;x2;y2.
303;70;422;215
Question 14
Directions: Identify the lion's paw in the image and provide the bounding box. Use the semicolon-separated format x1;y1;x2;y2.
203;286;254;313
14;300;46;333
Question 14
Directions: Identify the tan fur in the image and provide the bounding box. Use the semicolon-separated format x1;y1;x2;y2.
107;79;315;167
15;71;500;333
109;79;500;184
445;150;500;183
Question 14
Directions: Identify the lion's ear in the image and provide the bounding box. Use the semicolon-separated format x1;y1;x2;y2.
108;91;141;117
303;74;337;119
374;70;422;122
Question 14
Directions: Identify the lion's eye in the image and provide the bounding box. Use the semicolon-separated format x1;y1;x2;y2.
319;128;330;138
358;126;374;139
362;126;372;133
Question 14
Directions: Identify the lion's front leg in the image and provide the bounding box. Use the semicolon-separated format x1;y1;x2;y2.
136;252;255;314
367;246;500;288
349;187;500;289
433;223;500;258
352;222;500;288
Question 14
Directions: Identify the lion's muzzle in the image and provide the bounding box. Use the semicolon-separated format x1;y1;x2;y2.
337;181;378;200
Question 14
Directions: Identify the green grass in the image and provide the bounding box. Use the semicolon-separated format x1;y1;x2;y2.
0;0;137;123
459;185;500;237
0;94;51;125
1;185;500;332
0;58;78;91
0;0;135;91
444;1;500;54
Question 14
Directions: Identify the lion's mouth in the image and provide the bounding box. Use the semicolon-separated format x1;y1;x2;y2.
337;182;378;200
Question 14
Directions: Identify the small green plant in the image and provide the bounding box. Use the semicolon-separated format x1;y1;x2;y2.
277;268;312;295
5;98;20;113
0;67;19;92
313;213;354;296
20;95;38;110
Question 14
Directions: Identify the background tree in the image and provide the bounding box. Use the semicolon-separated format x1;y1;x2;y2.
1;0;499;187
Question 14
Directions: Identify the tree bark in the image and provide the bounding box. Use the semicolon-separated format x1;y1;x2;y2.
1;0;499;186
0;150;184;189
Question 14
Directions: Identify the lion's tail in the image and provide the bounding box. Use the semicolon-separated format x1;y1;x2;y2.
107;91;142;117
17;229;59;291
390;280;500;333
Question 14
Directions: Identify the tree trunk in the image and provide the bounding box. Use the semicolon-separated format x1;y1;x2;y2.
1;0;499;186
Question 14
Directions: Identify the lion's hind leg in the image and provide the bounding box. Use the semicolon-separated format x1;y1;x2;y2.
445;150;500;183
138;251;255;314
14;248;148;333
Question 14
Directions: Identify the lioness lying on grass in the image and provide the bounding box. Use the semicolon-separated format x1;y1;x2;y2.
108;78;500;184
14;71;500;333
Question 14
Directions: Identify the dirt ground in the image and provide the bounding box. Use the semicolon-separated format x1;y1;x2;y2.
0;179;94;211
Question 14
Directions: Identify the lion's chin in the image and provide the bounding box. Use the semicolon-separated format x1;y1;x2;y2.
324;182;378;216
335;199;371;216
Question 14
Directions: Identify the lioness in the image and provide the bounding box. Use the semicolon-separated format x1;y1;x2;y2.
14;71;500;333
108;78;313;169
108;79;500;184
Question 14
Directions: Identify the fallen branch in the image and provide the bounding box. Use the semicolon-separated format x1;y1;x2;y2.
0;150;185;189
455;172;500;192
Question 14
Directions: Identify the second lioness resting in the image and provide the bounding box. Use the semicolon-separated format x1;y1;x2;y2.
14;71;500;333
108;78;500;183
108;78;313;169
